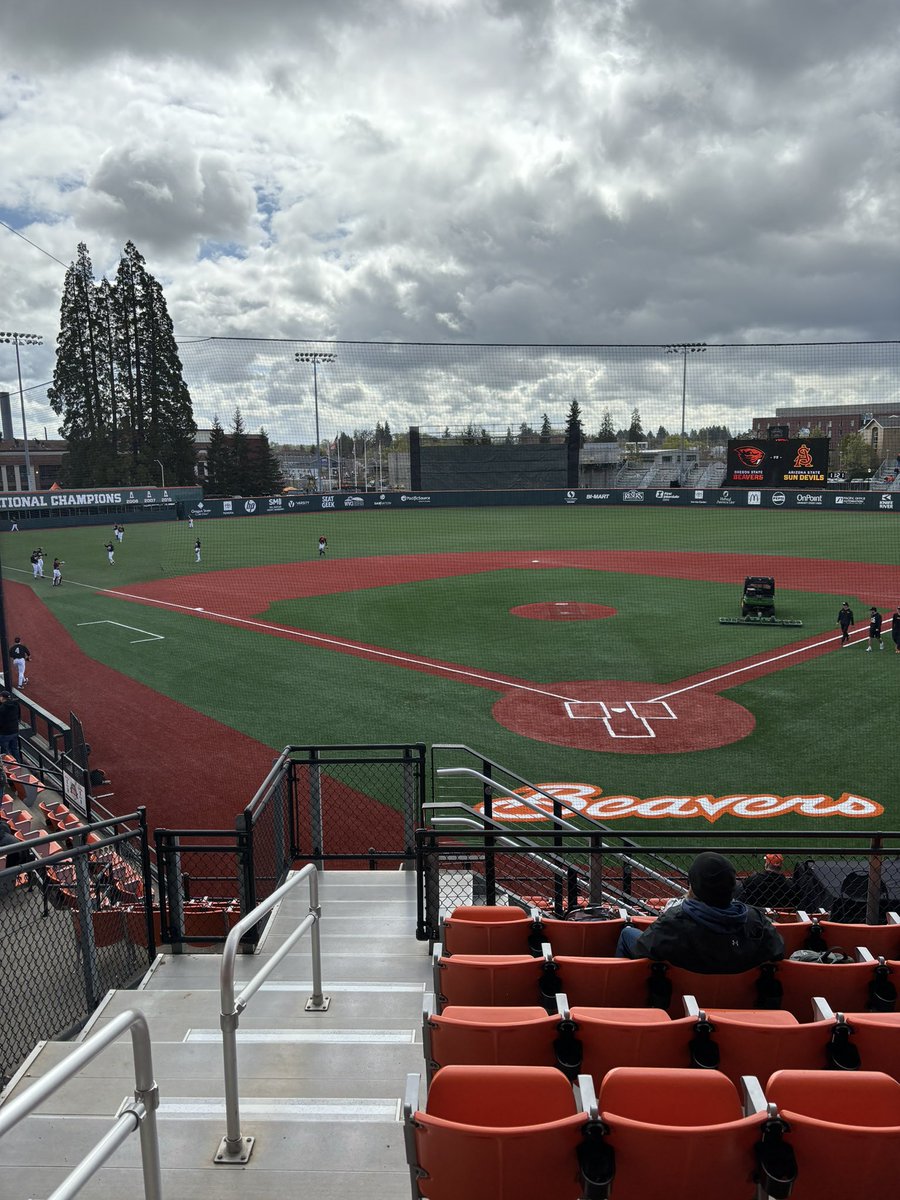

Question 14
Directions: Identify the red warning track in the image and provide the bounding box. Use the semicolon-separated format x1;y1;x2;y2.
103;549;897;757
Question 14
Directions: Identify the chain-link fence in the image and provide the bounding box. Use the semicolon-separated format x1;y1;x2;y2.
290;744;425;865
0;814;155;1088
415;829;900;943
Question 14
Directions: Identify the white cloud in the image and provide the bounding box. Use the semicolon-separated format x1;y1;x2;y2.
1;0;899;442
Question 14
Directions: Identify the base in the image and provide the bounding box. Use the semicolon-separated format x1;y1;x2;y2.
215;1134;255;1164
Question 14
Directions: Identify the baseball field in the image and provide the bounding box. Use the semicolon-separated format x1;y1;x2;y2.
1;503;897;835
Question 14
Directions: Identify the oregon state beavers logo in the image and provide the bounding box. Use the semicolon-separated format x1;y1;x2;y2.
736;446;765;466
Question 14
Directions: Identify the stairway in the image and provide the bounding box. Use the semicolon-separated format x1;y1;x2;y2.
0;869;431;1198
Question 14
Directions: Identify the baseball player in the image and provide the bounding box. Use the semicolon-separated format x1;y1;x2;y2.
194;539;201;563
318;535;327;557
52;558;64;586
867;606;884;652
8;637;30;687
30;549;41;578
105;541;115;564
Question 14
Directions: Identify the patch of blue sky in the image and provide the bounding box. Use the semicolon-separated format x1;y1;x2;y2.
0;202;62;229
254;186;280;244
198;240;248;261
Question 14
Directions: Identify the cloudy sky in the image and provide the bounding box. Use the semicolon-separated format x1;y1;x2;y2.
2;0;900;444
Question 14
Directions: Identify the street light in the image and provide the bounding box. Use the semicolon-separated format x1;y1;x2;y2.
154;459;165;489
0;332;43;492
664;342;707;485
294;351;337;491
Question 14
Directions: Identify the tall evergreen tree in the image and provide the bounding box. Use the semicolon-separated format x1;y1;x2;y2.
205;416;233;494
627;408;644;443
505;426;514;445
597;409;617;443
50;239;196;486
565;399;584;447
540;413;552;443
247;427;285;495
49;243;116;483
229;408;252;492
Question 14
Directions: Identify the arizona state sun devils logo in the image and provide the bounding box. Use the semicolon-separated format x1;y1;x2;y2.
793;444;814;469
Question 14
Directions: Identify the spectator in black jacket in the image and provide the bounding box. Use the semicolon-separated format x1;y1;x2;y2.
0;689;22;762
737;854;798;909
617;852;785;973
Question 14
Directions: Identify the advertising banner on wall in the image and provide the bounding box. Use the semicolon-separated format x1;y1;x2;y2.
726;438;830;487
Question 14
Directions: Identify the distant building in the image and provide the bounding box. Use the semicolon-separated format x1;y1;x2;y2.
0;439;66;492
860;416;900;464
751;403;900;443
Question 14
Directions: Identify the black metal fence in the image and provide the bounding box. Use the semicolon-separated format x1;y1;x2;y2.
155;744;426;947
0;810;155;1088
415;828;900;943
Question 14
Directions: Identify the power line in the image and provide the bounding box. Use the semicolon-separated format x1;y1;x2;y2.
0;218;69;270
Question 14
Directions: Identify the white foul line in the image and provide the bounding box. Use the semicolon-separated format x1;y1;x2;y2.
77;619;164;644
6;564;864;705
650;628;870;702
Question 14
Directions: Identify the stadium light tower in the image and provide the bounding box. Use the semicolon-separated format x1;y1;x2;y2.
0;331;43;492
294;351;337;490
664;342;707;485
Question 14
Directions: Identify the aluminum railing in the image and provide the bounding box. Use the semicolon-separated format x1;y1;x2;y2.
0;1008;162;1200
215;862;330;1164
435;767;687;896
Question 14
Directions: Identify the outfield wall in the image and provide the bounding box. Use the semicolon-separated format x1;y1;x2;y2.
185;485;899;518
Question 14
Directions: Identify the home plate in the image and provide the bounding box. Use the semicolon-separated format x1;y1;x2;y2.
195;607;204;611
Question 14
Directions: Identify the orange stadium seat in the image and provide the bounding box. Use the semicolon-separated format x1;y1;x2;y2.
566;1006;703;1080
811;918;900;960
596;1067;795;1200
441;906;536;955
766;1070;900;1198
432;945;557;1011
403;1065;597;1200
422;996;558;1081
551;956;652;1008
777;956;897;1020
537;916;630;958
653;962;783;1017
688;1009;856;1085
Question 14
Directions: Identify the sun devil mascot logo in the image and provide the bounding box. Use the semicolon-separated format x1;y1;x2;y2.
793;444;814;469
736;445;765;466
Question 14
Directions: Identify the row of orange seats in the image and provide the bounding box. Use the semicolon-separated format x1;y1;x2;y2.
433;943;897;1020
423;991;900;1087
403;1064;900;1199
441;904;900;959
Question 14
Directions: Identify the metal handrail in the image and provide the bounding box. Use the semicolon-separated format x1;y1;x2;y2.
435;768;687;893
0;1008;162;1200
215;863;330;1164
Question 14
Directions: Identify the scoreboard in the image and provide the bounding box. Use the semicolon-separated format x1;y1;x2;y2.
726;437;830;488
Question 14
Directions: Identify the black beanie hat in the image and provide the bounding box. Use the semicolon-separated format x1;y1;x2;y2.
688;852;737;907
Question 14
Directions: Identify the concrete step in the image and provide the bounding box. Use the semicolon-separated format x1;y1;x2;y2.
142;949;432;990
89;984;426;1041
0;1114;413;1198
5;1036;426;1115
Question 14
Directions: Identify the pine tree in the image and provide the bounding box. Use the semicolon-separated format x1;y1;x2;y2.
248;427;284;495
479;427;492;444
205;416;233;494
382;420;393;448
627;408;644;443
50;239;195;486
49;243;116;483
540;413;552;443
228;409;252;493
597;409;617;443
565;399;584;447
505;426;514;445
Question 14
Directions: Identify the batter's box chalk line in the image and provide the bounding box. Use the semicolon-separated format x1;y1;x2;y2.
563;699;676;739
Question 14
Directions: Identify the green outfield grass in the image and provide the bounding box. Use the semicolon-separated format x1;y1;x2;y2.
2;505;897;833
